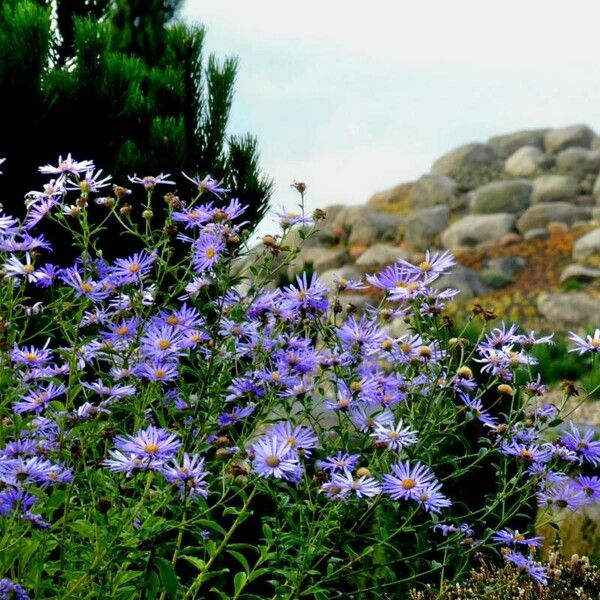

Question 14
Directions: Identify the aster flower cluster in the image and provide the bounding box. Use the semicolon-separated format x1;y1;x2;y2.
0;156;597;598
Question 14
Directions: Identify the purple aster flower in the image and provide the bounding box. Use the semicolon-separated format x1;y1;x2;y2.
251;436;300;480
365;261;420;294
3;253;45;284
192;230;226;272
172;204;213;228
182;173;228;197
381;461;435;501
39;153;94;175
537;478;586;511
110;251;157;285
500;440;553;465
316;452;361;473
140;324;186;359
328;469;381;499
568;328;600;355
59;267;110;301
160;453;209;498
217;405;255;427
10;343;52;367
13;382;66;413
0;577;30;600
492;528;543;547
350;407;395;432
460;394;498;428
397;250;456;280
65;168;112;195
559;422;600;465
128;173;175;190
103;451;148;474
25;198;58;229
504;550;548;586
282;272;329;314
267;422;319;457
337;316;386;356
114;425;181;462
433;523;473;537
272;206;313;228
81;380;137;398
575;475;600;501
134;359;179;383
371;420;418;451
415;481;452;513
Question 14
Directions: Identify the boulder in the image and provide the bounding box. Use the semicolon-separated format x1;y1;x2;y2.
504;145;544;177
531;174;578;203
544;124;595;153
592;135;600;151
488;128;548;157
537;292;600;327
355;244;407;268
486;256;526;277
592;174;600;203
403;205;449;250
431;143;497;179
287;247;350;277
560;264;600;283
523;228;549;241
469;179;532;214
330;207;404;246
367;182;412;209
573;227;600;261
433;265;490;298
440;214;516;250
556;147;600;178
408;174;456;209
318;265;362;291
517;202;585;233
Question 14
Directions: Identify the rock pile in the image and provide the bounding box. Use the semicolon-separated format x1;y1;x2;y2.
253;124;600;330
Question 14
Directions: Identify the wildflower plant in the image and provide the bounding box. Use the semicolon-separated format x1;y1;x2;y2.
0;157;598;599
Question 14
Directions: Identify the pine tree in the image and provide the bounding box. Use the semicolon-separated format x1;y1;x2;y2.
0;0;272;241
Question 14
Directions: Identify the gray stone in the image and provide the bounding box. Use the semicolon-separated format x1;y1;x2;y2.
544;124;595;153
367;182;412;208
573;227;600;261
288;247;350;278
592;174;600;203
486;256;526;277
403;205;449;250
318;266;362;291
592;135;600;151
408;174;456;209
355;243;407;268
433;265;490;298
488;128;548;157
537;292;600;327
523;228;549;241
330;207;404;246
517;202;585;233
556;147;600;178
431;143;497;179
470;179;532;214
560;263;600;283
504;146;544;177
440;214;516;250
531;174;578;203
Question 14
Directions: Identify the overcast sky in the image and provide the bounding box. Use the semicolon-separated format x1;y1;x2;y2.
182;1;600;229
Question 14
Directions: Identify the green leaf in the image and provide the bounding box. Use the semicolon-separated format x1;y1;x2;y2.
155;557;180;599
70;519;96;540
227;549;250;574
233;572;247;596
180;555;205;571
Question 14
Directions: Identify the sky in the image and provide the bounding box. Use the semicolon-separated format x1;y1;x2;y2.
182;1;600;231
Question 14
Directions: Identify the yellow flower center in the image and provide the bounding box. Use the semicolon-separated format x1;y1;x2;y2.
129;263;141;273
166;315;179;325
116;326;129;336
23;264;35;274
158;339;171;350
143;444;160;454
419;261;433;272
25;352;37;362
154;369;167;379
205;247;216;259
81;282;93;293
402;478;416;490
266;455;280;468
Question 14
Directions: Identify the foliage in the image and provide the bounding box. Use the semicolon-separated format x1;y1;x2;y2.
0;0;272;236
0;156;598;598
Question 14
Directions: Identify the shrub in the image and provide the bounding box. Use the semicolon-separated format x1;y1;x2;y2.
0;156;598;598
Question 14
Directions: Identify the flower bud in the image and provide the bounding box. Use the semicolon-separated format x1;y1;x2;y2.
497;384;513;396
456;366;473;379
356;467;371;478
120;203;133;216
142;209;153;220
